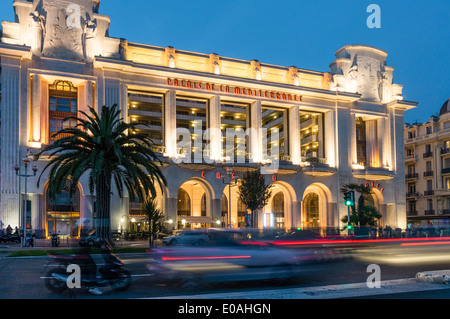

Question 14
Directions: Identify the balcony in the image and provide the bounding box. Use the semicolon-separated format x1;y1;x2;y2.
423;152;433;158
405;173;418;179
423;171;434;177
406;192;419;198
407;211;418;216
442;209;450;215
301;157;336;177
352;163;395;181
424;190;434;196
442;168;450;175
405;154;416;162
259;154;301;175
425;209;435;215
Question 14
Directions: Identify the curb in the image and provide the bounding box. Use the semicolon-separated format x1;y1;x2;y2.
415;271;450;284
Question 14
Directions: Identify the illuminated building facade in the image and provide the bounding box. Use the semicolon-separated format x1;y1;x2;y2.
0;0;416;237
404;99;450;228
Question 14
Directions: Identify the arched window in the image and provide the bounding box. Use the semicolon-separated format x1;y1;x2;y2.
177;189;191;217
48;80;78;141
272;192;284;229
304;193;319;228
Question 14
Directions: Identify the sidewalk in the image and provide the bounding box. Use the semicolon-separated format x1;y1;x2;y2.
0;238;161;252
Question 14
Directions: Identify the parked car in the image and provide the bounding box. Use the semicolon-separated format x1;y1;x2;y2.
79;229;96;247
162;230;209;246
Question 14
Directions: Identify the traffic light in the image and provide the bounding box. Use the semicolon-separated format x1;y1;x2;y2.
346;224;353;230
344;191;355;206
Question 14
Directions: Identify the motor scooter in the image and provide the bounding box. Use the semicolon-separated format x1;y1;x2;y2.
25;233;35;247
51;232;60;247
43;243;131;294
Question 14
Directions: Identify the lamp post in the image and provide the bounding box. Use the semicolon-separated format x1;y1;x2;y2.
221;168;236;228
14;156;38;247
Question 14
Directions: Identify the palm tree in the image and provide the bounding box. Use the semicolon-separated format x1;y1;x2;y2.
141;197;165;248
34;104;167;242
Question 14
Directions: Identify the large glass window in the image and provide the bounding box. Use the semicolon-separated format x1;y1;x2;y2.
128;91;165;153
262;107;287;161
355;117;367;165
48;80;78;141
176;96;207;158
304;193;319;228
220;101;249;161
272;192;285;229
300;111;324;160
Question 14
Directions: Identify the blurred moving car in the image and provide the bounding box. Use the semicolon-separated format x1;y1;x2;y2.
148;230;309;288
162;230;209;246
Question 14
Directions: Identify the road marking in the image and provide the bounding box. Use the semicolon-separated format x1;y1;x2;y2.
144;278;450;299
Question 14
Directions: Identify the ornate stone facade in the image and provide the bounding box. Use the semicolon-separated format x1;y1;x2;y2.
0;0;416;237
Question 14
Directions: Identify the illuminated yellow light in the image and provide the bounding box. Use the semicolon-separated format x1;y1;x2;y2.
28;141;42;149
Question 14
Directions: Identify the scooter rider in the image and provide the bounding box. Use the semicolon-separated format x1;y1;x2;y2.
75;238;114;295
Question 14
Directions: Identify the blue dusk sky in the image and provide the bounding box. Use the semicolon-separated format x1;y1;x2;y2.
0;0;448;124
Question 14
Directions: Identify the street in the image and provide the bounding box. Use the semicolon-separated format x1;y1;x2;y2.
1;239;450;300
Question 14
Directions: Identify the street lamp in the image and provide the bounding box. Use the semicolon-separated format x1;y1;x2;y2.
221;168;236;228
14;156;38;247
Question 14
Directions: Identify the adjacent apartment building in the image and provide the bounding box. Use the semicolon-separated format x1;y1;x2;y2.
404;98;450;228
0;0;417;238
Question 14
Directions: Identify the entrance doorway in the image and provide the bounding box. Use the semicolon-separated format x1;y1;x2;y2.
46;185;81;238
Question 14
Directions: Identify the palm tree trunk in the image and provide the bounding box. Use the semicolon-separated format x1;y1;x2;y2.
96;171;112;242
149;222;154;248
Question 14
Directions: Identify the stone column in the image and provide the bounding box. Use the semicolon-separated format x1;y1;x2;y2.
31;75;41;143
165;197;178;231
78;80;94;121
250;100;262;162
105;79;120;109
377;117;386;167
324;110;336;167
365;119;379;167
350;113;357;165
164;90;176;157
211;198;222;225
0;56;22;228
291;201;301;229
208;96;221;160
289;105;300;164
120;83;128;123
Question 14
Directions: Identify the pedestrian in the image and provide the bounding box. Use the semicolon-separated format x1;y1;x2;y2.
6;225;12;235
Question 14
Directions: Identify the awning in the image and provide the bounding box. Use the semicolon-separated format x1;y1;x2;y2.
178;216;215;224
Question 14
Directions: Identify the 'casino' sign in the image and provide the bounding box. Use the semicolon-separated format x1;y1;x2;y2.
167;78;302;102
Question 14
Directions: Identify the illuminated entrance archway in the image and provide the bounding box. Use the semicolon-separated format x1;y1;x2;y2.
302;183;332;232
45;181;81;238
263;181;298;230
177;178;214;229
